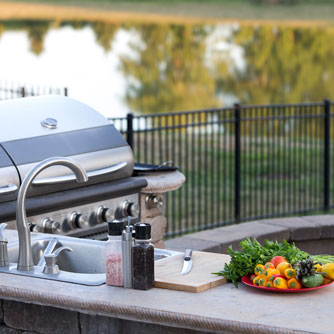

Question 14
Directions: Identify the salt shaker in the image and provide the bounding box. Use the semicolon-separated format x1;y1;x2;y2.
133;223;155;290
105;220;124;287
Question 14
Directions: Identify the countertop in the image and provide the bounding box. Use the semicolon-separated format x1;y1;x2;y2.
1;230;333;334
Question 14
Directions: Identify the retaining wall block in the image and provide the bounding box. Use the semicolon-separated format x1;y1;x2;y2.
3;300;79;334
79;313;215;334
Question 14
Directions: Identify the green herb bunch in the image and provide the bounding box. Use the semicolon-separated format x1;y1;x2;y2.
214;238;309;287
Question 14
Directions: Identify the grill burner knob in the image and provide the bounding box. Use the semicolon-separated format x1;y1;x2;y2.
96;206;115;223
41;218;61;234
120;200;139;218
50;221;61;234
145;194;164;209
70;212;89;229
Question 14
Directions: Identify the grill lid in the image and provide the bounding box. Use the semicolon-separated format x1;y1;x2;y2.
0;96;134;203
0;95;110;142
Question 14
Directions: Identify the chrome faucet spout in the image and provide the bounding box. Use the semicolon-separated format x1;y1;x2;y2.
16;157;88;271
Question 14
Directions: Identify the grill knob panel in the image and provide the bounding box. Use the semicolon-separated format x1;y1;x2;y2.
70;212;89;229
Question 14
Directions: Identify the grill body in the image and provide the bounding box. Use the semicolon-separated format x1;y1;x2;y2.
0;96;146;239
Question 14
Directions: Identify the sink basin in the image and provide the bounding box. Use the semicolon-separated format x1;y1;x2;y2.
1;234;181;286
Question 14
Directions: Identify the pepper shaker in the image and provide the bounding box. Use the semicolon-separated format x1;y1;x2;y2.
133;223;154;290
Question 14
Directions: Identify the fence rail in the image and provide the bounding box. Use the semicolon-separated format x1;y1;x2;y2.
115;99;333;238
0;81;68;100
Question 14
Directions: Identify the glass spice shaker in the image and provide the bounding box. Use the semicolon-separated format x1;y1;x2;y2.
105;220;124;287
133;223;155;290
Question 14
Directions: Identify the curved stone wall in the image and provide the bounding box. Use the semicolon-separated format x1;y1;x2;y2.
165;215;334;255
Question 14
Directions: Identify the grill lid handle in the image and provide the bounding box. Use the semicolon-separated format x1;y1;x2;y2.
0;184;18;194
32;161;127;186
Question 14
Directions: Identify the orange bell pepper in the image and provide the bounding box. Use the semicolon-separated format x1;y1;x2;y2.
264;262;275;270
322;278;333;285
287;278;302;289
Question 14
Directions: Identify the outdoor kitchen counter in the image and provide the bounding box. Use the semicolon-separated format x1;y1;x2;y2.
1;232;333;334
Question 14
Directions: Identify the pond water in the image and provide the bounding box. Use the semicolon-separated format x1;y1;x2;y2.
0;20;332;117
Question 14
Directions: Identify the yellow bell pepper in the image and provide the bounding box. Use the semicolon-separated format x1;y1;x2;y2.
265;281;274;288
322;263;334;280
273;277;288;289
284;268;297;279
313;263;322;272
265;268;280;280
254;264;265;276
253;275;263;286
287;278;302;289
258;277;267;287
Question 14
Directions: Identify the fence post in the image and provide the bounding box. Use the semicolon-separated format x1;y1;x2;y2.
126;113;134;150
20;87;26;98
64;87;68;97
234;103;241;222
324;99;331;211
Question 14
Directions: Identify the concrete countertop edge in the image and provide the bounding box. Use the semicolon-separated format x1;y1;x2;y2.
138;171;186;194
0;283;312;334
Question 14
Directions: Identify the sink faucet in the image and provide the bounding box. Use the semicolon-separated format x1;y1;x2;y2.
16;157;88;271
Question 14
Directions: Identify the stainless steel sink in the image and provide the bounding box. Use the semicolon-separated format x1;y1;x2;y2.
1;234;181;286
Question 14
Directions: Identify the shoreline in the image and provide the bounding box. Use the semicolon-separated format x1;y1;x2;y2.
0;1;333;27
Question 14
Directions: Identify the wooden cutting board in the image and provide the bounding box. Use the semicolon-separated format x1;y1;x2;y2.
154;251;230;293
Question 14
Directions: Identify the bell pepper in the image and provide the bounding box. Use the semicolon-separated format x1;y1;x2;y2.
264;262;275;270
322;278;333;285
273;277;288;289
287;278;302;289
265;268;280;280
253;275;263;286
258;277;267;287
265;280;274;288
284;268;297;279
254;264;265;276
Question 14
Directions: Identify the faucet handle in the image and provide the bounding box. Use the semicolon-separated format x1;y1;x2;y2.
0;223;8;243
43;246;72;275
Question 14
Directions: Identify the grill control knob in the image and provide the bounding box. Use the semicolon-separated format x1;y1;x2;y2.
70;212;89;229
145;194;164;209
96;206;115;223
41;218;61;234
121;201;139;218
51;221;61;234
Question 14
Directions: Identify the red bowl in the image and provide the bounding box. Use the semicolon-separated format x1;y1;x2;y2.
241;275;334;292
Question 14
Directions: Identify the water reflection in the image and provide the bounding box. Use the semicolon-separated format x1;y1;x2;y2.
0;20;332;115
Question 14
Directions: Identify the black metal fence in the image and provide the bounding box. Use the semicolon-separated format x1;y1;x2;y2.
111;100;334;239
0;80;68;100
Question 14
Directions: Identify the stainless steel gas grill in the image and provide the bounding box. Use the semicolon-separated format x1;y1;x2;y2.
0;96;147;240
